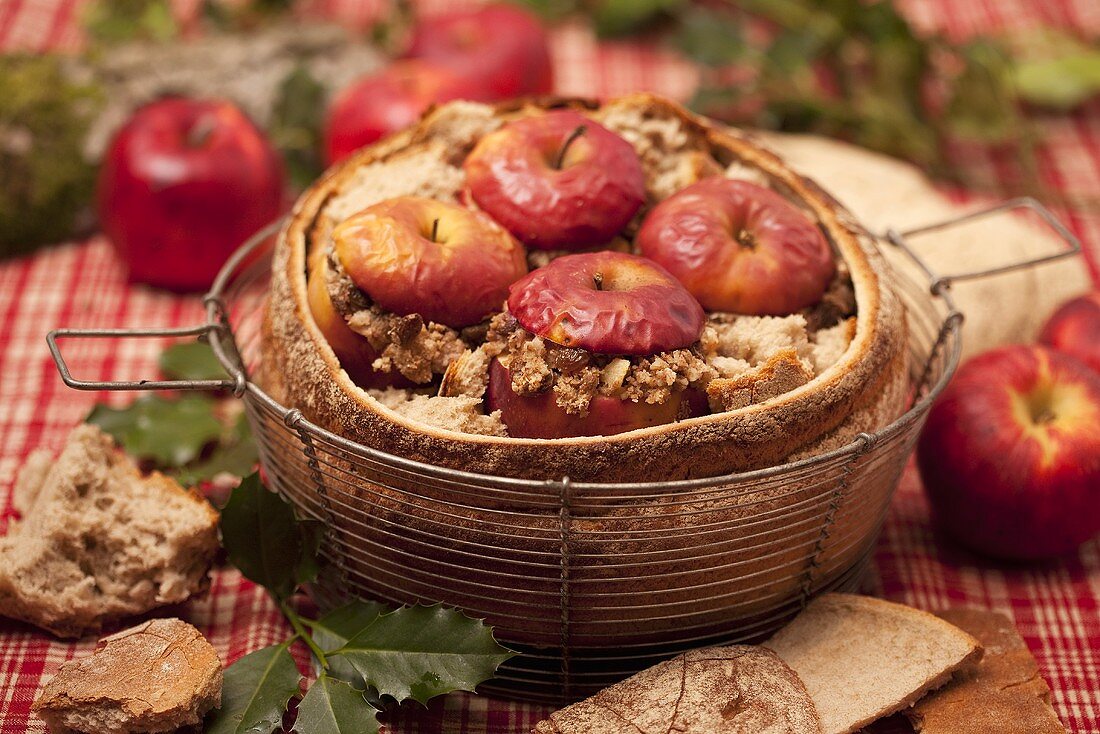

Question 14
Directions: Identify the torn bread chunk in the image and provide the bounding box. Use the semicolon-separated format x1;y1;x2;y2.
708;313;814;366
906;609;1066;734
811;318;858;374
0;425;219;638
706;348;815;412
370;390;507;436
766;594;982;734
33;618;222;734
533;645;821;734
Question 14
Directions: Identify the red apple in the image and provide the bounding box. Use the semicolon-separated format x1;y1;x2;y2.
98;97;285;292
636;177;835;315
917;345;1100;560
333;196;527;329
507;251;704;355
323;60;494;165
404;4;553;99
464;110;646;251
1039;292;1100;376
486;358;687;438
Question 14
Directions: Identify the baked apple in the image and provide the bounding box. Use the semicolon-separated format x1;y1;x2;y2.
333;196;527;329
404;4;553;99
464;110;646;251
1038;292;1100;375
507;251;705;355
917;345;1100;560
324;60;493;165
636;177;835;315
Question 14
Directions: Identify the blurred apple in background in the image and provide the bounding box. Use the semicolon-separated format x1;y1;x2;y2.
1039;292;1100;376
323;60;494;165
917;345;1100;561
98;97;285;292
404;3;553;98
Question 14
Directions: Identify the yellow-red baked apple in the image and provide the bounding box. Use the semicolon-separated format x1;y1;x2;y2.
333;196;527;329
464;110;645;251
636;177;835;315
917;345;1100;560
507;251;705;355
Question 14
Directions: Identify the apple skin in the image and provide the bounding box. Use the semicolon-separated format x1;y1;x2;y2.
917;345;1100;560
404;4;553;99
486;358;686;438
323;60;493;165
464;110;646;251
1038;292;1100;376
636;177;835;315
98;97;285;292
507;251;705;355
333;196;527;329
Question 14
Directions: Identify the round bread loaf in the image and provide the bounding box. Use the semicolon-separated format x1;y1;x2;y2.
262;94;909;483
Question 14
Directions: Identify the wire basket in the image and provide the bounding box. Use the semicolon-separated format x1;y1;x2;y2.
48;199;1080;704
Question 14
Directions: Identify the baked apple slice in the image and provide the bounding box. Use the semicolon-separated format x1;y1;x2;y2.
637;177;835;315
464;110;646;251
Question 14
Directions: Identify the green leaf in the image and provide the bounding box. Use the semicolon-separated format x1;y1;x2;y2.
593;0;683;37
946;39;1021;143
675;6;750;67
86;395;223;468
220;473;309;600
159;341;228;382
1016;51;1100;110
270;64;326;191
174;413;258;488
329;605;514;704
205;643;301;734
295;675;379;734
309;601;389;685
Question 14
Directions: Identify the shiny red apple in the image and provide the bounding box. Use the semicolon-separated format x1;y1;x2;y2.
404;4;553;99
333;195;527;329
486;358;688;439
1039;291;1100;376
636;177;835;315
464;110;646;251
507;251;705;355
98;97;285;292
917;345;1100;560
323;60;494;165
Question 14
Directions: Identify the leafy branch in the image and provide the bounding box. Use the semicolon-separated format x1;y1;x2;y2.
208;473;514;733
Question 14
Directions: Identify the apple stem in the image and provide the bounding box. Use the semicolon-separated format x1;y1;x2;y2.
187;115;217;148
736;228;757;250
430;218;440;242
593;272;604;291
554;125;588;169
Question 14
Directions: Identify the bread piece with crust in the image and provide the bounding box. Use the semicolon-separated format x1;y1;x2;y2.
532;645;822;734
906;609;1066;734
765;594;982;734
0;425;219;638
33;617;222;734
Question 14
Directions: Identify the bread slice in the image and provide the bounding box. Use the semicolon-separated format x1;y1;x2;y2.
33;617;222;733
531;645;822;733
906;609;1065;733
0;425;220;638
765;594;982;734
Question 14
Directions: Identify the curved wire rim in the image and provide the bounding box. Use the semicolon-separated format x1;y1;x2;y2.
205;217;963;494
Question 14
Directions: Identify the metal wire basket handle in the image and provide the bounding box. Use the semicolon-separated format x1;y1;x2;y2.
45;199;1081;394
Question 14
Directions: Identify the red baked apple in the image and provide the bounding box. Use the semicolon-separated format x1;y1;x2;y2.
464;110;646;251
507;251;705;355
333;196;527;328
486;358;688;439
1039;292;1100;375
324;60;494;165
917;345;1100;560
404;4;553;99
636;177;835;315
98;97;285;292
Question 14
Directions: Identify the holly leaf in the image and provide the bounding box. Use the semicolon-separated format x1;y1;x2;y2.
295;675;379;734
159;341;227;382
204;643;301;734
220;473;315;600
174;413;258;488
328;605;514;704
86;395;223;468
309;601;389;684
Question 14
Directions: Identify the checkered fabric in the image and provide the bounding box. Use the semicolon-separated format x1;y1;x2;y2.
1;0;1098;732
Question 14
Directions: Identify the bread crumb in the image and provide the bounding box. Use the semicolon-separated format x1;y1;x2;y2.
438;347;493;399
371;391;507;436
812;318;857;374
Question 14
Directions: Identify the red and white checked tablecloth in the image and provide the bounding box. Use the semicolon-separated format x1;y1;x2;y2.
1;0;1099;732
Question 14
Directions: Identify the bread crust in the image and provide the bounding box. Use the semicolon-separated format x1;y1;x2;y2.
262;93;908;482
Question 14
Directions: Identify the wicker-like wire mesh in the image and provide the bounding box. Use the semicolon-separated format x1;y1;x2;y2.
203;231;961;703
